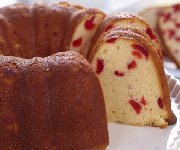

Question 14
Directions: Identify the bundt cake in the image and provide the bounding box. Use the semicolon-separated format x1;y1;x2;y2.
89;27;176;128
0;1;177;149
157;4;180;68
0;2;109;149
0;51;109;149
89;13;163;60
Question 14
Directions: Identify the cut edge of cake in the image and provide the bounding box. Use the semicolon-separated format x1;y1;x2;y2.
89;27;176;128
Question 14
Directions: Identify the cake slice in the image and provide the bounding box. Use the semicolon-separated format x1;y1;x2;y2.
158;4;180;68
62;4;105;57
89;27;176;128
89;13;162;60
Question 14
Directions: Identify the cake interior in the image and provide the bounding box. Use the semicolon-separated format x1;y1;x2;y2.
70;14;103;57
91;39;168;127
158;7;180;65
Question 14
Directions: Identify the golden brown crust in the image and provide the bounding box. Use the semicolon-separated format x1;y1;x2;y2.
0;4;24;57
89;27;176;127
32;3;51;57
0;51;109;149
88;12;162;59
0;15;12;56
0;57;22;149
121;26;163;61
46;3;73;55
0;3;35;58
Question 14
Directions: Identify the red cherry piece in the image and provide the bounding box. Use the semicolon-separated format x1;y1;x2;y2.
114;70;125;77
146;27;156;40
132;50;142;59
173;4;180;12
129;99;141;114
107;37;118;43
163;13;171;22
140;97;147;106
2;114;16;125
132;44;149;58
72;37;82;47
157;97;163;109
84;16;95;30
127;60;137;70
105;24;113;32
175;36;180;42
175;23;180;28
96;59;104;74
167;29;175;39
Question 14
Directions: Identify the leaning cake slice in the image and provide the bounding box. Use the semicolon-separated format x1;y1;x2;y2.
89;27;176;128
158;4;180;67
89;13;162;60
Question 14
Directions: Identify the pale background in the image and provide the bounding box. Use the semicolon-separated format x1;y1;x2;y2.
2;0;180;13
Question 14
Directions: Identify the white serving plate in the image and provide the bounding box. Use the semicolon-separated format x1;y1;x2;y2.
107;72;180;150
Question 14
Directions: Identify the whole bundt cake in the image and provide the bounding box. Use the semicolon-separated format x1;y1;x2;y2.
0;1;177;149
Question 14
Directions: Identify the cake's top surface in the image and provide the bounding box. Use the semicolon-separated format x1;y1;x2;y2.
0;51;91;71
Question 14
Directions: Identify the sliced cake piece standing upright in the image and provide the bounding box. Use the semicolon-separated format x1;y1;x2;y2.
89;27;176;128
62;4;105;57
158;4;180;68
